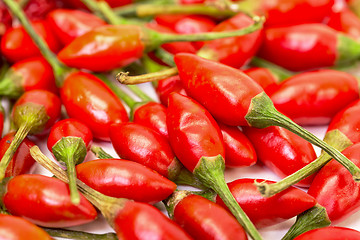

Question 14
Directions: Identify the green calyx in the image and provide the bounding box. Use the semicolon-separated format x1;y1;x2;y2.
336;34;360;68
0;68;24;99
90;145;114;159
13;102;49;135
163;190;192;219
173;166;208;190
282;204;331;240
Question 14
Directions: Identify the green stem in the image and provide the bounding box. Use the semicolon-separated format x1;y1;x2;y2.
194;155;262;240
126;85;154;102
250;57;293;82
91;145;114;159
152;48;176;67
282;204;331;240
43;228;117;240
255;129;353;197
174;167;207;190
117;67;178;85
245;92;360;181
2;0;69;85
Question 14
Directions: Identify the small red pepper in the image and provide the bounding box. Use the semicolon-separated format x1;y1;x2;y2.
2;174;97;228
267;69;359;125
166;192;248;240
294;226;360;240
1;20;61;63
47;8;107;46
258;23;360;71
76;158;177;203
0;56;57;99
243;67;279;91
326;5;360;40
0;214;52;239
156;75;188;106
215;178;317;228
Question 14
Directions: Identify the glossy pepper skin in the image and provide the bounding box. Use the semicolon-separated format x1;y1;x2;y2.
307;143;360;223
2;174;97;228
1;20;61;63
0;214;52;240
174;53;263;127
243;67;279;91
294;226;360;240
258;23;360;71
60;71;129;141
242;126;317;187
110;122;182;180
114;201;193;240
167;92;225;172
0;132;36;178
57;25;145;72
216;178;317;228
2;57;57;98
156;75;188;106
173;194;248;240
197;13;263;68
47;9;107;46
76;158;177;203
326;6;360;40
267;69;359;126
327;99;360;144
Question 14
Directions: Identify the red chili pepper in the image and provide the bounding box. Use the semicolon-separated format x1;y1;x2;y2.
243;67;279;91
307;142;360;223
197;12;263;68
1;20;61;63
327;99;360;144
0;57;57;99
267;69;359;125
326;5;360;40
156;75;188;106
166;92;262;239
0;214;52;239
167;192;248;240
47;9;107;46
294;226;360;240
242;126;317;187
0;89;61;181
76;158;177;203
258;23;360;71
0;131;36;178
215;178;317;228
2;174;97;228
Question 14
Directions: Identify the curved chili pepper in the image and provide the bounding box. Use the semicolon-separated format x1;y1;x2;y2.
215;178;317;228
0;89;61;181
166;92;262;239
243;67;279;91
0;131;36;178
327;99;360;144
47;8;107;46
76;158;177;203
268;69;359;125
242;126;317;187
156;75;187;106
294;226;360;240
307;142;360;223
2;174;97;228
47;118;93;204
0;214;52;240
0;57;57;99
197;12;263;68
258;23;360;71
1;20;61;63
326;5;360;40
166;192;248;240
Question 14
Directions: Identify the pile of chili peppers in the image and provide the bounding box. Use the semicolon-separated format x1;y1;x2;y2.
2;0;360;239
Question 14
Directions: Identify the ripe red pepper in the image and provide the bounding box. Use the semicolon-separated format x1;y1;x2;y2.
0;89;61;181
267;69;359;125
327;99;360;144
243;67;279;91
76;158;177;203
215;178;317;228
258;23;360;71
2;174;97;228
307;142;360;223
0;214;52;239
0;57;57;99
326;5;360;40
1;20;61;63
156;75;188;106
47;9;107;46
243;126;317;187
294;226;360;240
0;132;36;178
197;12;264;68
167;192;248;240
